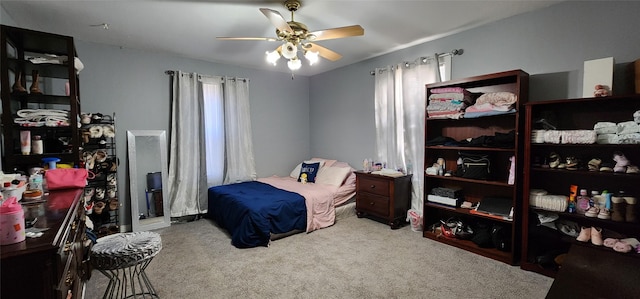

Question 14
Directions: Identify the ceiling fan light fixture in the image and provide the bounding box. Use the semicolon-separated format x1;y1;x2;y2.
265;50;280;65
287;57;302;71
281;41;298;59
304;50;319;65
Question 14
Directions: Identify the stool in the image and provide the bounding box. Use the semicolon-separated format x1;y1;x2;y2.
91;231;162;298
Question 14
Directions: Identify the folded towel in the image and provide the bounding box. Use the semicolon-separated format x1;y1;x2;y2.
475;92;517;106
618;133;640;144
561;130;597;144
596;133;619;144
594;122;617;134
617;121;640;134
634;110;640;123
430;87;469;94
543;130;562;144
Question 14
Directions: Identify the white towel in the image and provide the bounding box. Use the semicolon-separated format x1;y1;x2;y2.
617;121;640;134
560;130;597;144
634;110;640;124
596;133;619;144
543;130;562;144
618;133;640;144
594;122;617;134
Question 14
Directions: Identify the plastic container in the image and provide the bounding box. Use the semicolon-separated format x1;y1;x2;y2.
0;196;26;245
576;189;590;215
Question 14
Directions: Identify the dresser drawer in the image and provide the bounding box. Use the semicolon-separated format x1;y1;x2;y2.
357;176;390;197
357;192;389;216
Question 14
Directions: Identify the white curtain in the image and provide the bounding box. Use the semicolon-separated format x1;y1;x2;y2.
374;56;441;216
222;77;257;184
168;71;256;217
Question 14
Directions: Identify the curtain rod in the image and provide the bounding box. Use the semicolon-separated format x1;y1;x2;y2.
369;49;463;75
165;70;249;82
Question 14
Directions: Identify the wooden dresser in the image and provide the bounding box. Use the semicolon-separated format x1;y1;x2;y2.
1;188;90;299
355;171;412;229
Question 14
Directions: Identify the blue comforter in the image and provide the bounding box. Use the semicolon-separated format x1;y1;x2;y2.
207;181;307;248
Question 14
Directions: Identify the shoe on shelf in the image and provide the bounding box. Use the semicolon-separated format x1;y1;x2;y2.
611;196;627;222
587;158;602;171
591;227;603;246
604;238;619;248
613;241;633;253
599;162;614;172
627;165;640;174
597;208;611;220
625;196;637;223
549;152;561;168
584;206;600;218
565;156;580;170
576;226;591;242
613;151;630;173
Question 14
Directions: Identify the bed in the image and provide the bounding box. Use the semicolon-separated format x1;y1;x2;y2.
207;159;356;248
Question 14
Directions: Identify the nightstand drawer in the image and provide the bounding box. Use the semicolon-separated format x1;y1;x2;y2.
357;176;390;197
357;193;389;216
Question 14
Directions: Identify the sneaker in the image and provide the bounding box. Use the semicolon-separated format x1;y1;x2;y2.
588;158;602;171
549;152;561;168
627;165;639;174
565;156;580;170
585;206;600;218
597;208;611;220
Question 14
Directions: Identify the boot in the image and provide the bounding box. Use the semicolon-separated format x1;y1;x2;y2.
611;196;626;222
29;69;42;94
625;196;637;223
12;71;27;94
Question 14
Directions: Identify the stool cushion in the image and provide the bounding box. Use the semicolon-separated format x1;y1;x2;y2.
91;231;162;270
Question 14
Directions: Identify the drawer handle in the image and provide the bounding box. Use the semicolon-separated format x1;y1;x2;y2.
369;201;375;206
370;185;375;189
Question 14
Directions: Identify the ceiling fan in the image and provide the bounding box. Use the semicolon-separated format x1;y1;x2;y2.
217;0;364;71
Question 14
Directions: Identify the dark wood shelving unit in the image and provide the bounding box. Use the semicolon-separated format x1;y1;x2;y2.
1;25;82;172
521;94;640;277
423;69;529;265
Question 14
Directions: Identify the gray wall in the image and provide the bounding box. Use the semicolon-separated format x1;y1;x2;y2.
76;42;311;179
310;1;640;170
3;1;640;225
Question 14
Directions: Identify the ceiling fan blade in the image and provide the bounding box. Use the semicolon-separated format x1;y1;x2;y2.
306;43;342;61
217;37;278;41
308;25;364;41
259;8;293;33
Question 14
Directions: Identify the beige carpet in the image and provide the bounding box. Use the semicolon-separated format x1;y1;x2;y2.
85;215;553;298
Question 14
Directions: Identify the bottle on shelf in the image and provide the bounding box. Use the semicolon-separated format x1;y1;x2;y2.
576;189;590;215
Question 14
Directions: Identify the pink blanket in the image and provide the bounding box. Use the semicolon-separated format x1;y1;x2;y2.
258;176;339;233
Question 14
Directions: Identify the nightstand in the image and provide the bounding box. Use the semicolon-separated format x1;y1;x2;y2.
355;171;412;229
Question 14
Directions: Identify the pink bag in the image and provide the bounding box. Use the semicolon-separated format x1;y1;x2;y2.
45;168;88;190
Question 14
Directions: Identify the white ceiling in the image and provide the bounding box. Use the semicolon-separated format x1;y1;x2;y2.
2;0;562;77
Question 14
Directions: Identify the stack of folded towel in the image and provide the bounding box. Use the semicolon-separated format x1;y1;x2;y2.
464;91;517;118
426;87;473;119
595;111;640;144
14;109;70;127
531;129;597;144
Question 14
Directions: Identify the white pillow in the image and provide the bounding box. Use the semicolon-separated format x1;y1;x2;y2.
290;160;325;178
315;166;352;187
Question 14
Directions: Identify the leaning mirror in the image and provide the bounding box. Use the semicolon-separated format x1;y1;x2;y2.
127;130;170;232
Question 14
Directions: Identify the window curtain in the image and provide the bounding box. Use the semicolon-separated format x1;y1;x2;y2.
167;71;256;218
374;56;441;216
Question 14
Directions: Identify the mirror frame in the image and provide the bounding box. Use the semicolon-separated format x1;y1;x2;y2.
127;130;170;232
